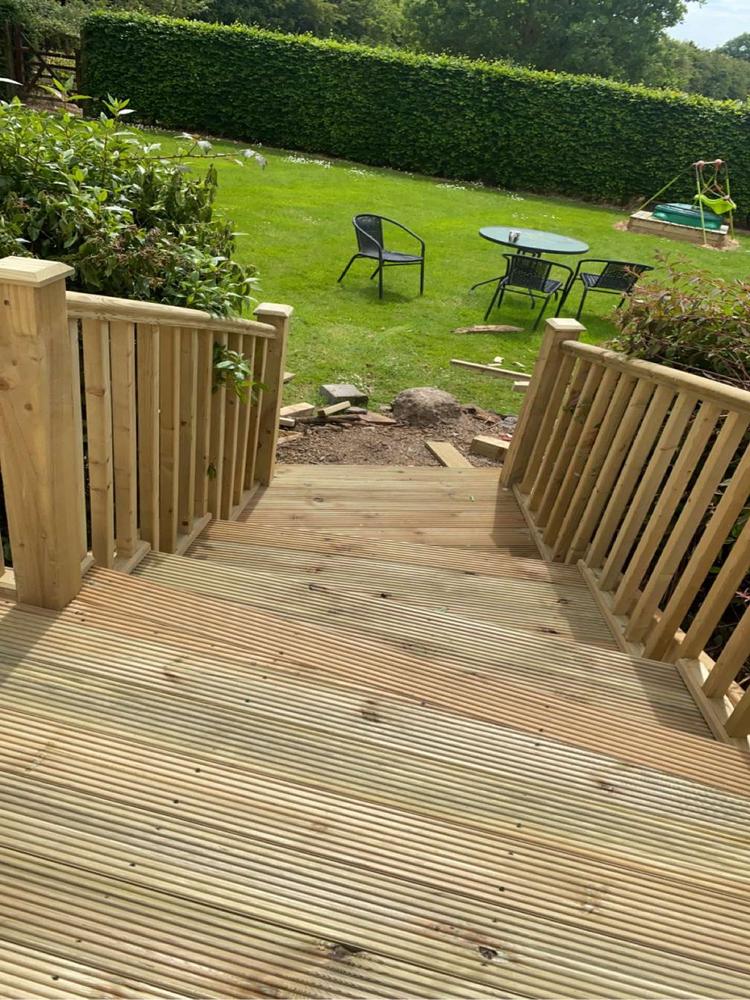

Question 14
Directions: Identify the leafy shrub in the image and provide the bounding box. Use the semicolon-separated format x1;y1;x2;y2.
611;257;750;390
0;87;259;314
80;10;750;208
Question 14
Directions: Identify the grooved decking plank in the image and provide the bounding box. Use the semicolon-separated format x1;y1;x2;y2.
0;639;749;904
0;597;719;785
1;775;748;1000
71;570;719;757
186;538;601;633
202;521;567;581
2;712;749;983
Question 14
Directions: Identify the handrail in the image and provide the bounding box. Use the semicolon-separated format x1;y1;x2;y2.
66;291;277;338
0;256;292;610
560;341;750;415
503;318;750;743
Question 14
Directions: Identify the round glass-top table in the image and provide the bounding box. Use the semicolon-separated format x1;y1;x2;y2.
479;226;589;255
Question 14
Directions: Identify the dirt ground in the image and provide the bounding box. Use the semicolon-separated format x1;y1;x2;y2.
276;407;516;467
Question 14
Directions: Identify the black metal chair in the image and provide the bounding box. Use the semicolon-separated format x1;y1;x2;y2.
484;254;573;329
556;259;653;319
338;214;425;299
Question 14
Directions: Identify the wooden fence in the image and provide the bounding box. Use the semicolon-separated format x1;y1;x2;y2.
502;318;750;741
0;256;291;609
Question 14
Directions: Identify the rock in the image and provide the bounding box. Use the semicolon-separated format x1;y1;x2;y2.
498;415;518;435
320;383;369;407
392;388;462;427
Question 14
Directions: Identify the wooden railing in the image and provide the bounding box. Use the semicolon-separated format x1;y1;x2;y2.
0;256;291;609
503;318;750;741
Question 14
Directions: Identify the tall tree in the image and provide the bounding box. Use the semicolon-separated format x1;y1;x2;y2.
719;32;750;62
404;0;689;82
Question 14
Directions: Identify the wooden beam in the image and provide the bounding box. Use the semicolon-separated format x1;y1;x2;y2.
451;359;529;380
424;441;472;468
254;303;293;486
470;435;511;462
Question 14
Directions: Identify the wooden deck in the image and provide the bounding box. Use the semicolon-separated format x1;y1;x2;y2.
1;466;750;998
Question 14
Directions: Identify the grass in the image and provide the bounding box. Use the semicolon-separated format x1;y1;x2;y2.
170;136;750;414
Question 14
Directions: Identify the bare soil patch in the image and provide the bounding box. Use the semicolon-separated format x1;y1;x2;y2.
277;407;515;467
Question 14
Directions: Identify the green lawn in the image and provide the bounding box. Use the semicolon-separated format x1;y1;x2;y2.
177;136;750;414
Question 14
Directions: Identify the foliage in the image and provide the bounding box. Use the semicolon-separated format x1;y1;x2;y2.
719;32;750;62
611;256;750;390
0;83;261;313
80;11;750;212
203;0;402;44
213;340;258;399
648;37;750;102
403;0;687;83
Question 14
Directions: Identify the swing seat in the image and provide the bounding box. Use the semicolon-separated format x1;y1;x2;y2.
694;193;736;216
653;202;725;231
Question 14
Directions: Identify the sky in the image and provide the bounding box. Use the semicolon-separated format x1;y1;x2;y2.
668;0;749;48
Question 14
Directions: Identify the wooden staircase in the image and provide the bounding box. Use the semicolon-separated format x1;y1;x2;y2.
1;259;749;998
2;464;749;998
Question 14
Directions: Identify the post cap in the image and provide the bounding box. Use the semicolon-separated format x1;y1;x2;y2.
254;302;294;319
0;257;74;288
544;318;585;333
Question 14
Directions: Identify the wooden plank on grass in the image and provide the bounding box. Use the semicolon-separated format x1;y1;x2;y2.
452;325;523;334
451;359;529;380
316;401;351;418
470;435;511;462
425;441;472;468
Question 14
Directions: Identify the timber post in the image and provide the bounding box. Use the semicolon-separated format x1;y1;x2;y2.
0;256;85;608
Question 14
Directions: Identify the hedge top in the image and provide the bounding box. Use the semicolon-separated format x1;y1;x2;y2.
80;10;750;208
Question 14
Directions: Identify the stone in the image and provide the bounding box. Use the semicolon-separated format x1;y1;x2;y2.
320;383;369;407
391;387;461;427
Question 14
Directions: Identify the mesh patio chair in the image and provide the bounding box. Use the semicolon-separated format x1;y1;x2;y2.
338;214;425;299
556;259;653;320
484;253;573;329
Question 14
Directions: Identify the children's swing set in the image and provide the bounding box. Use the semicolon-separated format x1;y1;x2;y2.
626;159;737;249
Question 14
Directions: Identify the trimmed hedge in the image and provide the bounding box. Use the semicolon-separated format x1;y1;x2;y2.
80;11;750;208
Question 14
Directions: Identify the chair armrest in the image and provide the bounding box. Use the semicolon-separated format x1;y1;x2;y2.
382;217;425;254
549;261;574;282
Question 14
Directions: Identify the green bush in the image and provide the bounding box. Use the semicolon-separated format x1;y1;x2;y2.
611;256;750;390
80;10;750;209
0;90;258;313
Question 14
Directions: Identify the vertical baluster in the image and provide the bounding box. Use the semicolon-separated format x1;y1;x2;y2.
159;326;180;552
110;320;139;559
598;392;696;592
137;324;160;550
645;445;750;659
253;303;293;486
567;379;654;565
677;516;750;662
81;318;115;568
232;335;256;508
626;411;748;642
178;328;198;537
612;399;722;616
501;317;584;489
519;353;577;495
208;331;227;519
546;366;622;558
69;319;88;562
244;337;268;491
704;604;750;703
220;332;241;519
194;332;213;520
586;384;673;570
527;361;589;512
537;363;604;530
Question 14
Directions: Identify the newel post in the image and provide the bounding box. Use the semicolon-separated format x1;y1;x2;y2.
500;317;584;488
0;256;85;609
253;302;293;486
